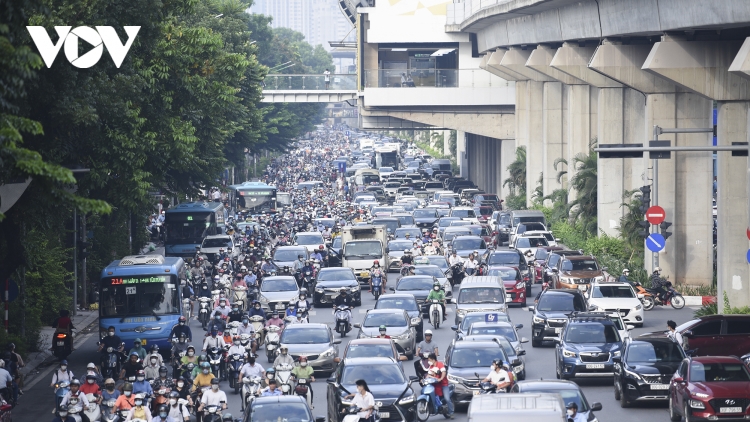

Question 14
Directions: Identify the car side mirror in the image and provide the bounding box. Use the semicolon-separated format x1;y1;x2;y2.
399;354;408;361
520;337;529;344
588;305;597;311
591;403;603;411
551;268;559;273
683;330;693;338
515;324;523;330
353;323;361;328
389;287;395;291
315;416;326;422
450;325;458;331
626;325;635;331
673;376;684;383
555;238;561;242
602;267;608;272
518;350;526;356
408;375;419;383
527;306;535;312
512;358;521;366
333;339;342;344
326;377;337;384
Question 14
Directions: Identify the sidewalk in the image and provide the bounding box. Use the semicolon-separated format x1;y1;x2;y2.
21;309;99;383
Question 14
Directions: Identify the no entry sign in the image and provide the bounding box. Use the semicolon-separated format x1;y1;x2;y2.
646;206;666;225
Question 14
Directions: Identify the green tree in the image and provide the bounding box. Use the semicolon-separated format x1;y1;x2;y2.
503;146;527;210
554;139;598;234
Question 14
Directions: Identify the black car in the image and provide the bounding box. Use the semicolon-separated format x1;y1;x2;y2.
243;395;324;422
375;294;424;342
326;357;417;422
483;249;532;297
390;276;436;316
528;289;588;347
444;339;510;406
314;268;362;307
613;334;686;407
511;380;602;422
412;209;440;230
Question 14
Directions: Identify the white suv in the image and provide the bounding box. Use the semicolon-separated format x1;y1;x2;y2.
585;281;645;327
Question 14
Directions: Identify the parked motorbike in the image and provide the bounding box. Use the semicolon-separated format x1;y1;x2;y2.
265;325;282;363
415;377;450;422
334;305;351;337
275;363;294;395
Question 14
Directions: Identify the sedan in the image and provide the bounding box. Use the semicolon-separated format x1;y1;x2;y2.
462;335;527;380
411;265;453;302
355;309;419;358
511;380;602;421
486;266;526;307
464;321;529;355
451;311;513;342
313;268;362;307
279;323;341;375
258;276;299;313
375;294;425;342
390;276;439;315
412;209;439;229
445;339;510;405
245;396;323;422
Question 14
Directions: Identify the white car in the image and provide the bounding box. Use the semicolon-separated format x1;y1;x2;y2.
448;207;479;224
511;233;550;257
607;312;635;339
199;235;238;260
523;230;559;247
292;231;326;253
379;167;395;178
585;281;645;327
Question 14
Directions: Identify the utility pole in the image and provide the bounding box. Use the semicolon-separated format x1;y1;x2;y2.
73;208;77;316
81;213;87;310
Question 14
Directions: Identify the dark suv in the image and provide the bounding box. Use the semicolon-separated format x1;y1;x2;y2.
614;333;686;407
528;289;588;347
555;312;623;380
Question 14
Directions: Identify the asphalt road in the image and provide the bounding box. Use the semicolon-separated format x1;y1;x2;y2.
17;283;696;422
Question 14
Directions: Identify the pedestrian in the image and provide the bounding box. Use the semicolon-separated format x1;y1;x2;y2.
324;69;331;89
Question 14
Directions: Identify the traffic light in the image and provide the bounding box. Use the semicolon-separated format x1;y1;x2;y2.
78;239;91;259
638;185;651;214
660;221;673;240
638;221;650;239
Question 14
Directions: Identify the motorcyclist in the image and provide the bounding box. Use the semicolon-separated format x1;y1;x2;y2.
265;311;285;330
152;366;175;390
129;339;147;361
60;379;91;422
295;289;312;315
619;269;635;286
291;355;315;402
248;301;266;319
300;260;315;281
212;298;231;318
400;249;414;266
197;281;212;299
426;281;447;321
191;362;215;392
198;378;227;415
369;260;387;293
152;404;175;422
53;405;76;422
243;267;258;287
124;393;152;422
226;335;247;359
98;326;124;366
650;267;668;302
448;250;463;266
285;302;298;319
206;311;227;334
147;344;165;367
260;258;277;275
464;253;479;275
482;359;513;392
80;373;102;402
190;261;204;282
217;248;228;262
202;330;226;353
168;316;193;342
232;274;247;289
119;352;144;382
101;378;120;415
132;369;153;396
114;383;136;412
292;255;305;273
227;305;245;323
167;390;191;421
376;325;391;339
273;346;294;367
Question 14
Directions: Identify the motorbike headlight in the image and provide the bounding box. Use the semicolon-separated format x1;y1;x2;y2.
399;394;415;405
320;348;336;358
532;316;545;324
562;349;577;358
635;304;642;311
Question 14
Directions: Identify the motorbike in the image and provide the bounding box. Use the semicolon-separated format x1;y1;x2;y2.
202;403;223;422
232;286;248;312
415;352;430;380
632;282;656;311
428;299;443;329
415;377;451;422
227;353;245;393
275;363;294;395
302;270;316;291
265;325;282;363
182;298;193;321
342;404;382;422
53;330;74;360
197;297;213;330
54;381;71;410
101;398;117;420
646;281;685;309
445;263;464;286
67;395;100;422
334;305;351;337
249;316;266;346
248;284;260;303
151;387;170;414
371;272;384;300
292;377;312;408
400;265;415;277
207;347;223;380
99;343;123;379
240;376;263;412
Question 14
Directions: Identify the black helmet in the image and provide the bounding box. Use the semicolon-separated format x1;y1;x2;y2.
169;391;180;398
210;377;220;385
159;365;168;375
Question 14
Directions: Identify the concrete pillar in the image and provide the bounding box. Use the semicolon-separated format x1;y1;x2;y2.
716;102;750;308
542;81;566;202
500;139;516;199
457;130;467;178
527;81;545;207
567;84;598;198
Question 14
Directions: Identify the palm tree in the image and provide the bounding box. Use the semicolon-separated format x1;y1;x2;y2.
553;139;598;234
503;146;526;195
543;188;569;224
618;189;646;255
531;172;544;205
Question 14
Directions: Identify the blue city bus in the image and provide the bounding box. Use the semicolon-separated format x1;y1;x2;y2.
164;201;226;258
228;181;278;215
99;255;186;350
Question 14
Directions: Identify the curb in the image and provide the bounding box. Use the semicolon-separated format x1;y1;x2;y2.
683;296;716;306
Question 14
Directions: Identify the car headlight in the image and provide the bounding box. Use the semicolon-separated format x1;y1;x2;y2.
624;369;642;381
515;282;525;289
457;309;467;316
689;399;705;409
447;374;463;384
635;304;642;311
613;350;621;357
411;317;421;326
394;332;410;340
513;364;524;373
562;349;577;358
320;348;336;358
595;276;605;282
351;285;360;292
533;316;545;324
260;295;268;303
399;394;415;405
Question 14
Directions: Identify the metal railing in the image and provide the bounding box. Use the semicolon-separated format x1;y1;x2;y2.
447;0;512;25
364;69;506;88
262;74;357;91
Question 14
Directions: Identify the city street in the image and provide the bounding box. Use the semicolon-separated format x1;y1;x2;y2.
17;282;696;422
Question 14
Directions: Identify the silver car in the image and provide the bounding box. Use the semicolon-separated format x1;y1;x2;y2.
354;309;419;359
258;276;299;313
464;321;529;355
386;240;413;272
411;264;453;302
279;323;341;374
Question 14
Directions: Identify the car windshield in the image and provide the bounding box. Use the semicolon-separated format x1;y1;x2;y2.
450;221;471;227
457;287;504;304
427;257;449;270
592;285;635;298
332;237;342;248
460;313;510;331
562;259;599;271
488;253;521;266
414;267;444;279
413;210;438;218
385;182;400;188
517;223;547;233
250;402;311;422
274;250;305;262
438;218;459;227
451;238;485;250
476;208;493;216
516;237;549;248
537;294;578;312
363;313;408;327
380;167;394;172
395;229;421;238
451;348;506;369
388;241;413;251
280;328;330;344
468;326;518;341
487;268;519;280
564;323;620;343
451;209;476;218
520;389;588;412
342;364;405;385
318;270;356;282
626;342;684;364
535;249;551;260
398;277;434;291
395;216;415;225
294;234;324;245
346;344;395;359
260;279;298;292
376;298;419;311
202;238;232;248
444;231;471;242
689;362;750;382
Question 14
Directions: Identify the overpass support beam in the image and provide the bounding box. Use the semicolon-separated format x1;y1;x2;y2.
642;37;750;305
591;42;713;287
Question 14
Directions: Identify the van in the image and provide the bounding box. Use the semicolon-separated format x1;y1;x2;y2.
454;276;507;325
510;210;547;228
467;393;566;422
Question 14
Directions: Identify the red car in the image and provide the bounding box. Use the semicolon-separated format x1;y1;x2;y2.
669;356;750;422
486;265;526;306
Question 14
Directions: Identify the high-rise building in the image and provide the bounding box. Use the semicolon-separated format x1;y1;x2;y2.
249;0;353;51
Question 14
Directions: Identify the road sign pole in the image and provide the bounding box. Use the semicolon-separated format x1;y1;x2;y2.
653;125;660;271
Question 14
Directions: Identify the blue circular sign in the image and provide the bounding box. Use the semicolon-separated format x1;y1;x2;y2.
646;233;666;252
746;249;750;264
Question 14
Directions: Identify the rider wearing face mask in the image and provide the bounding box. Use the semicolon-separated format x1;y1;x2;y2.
227;305;244;323
119;352;143;382
273;346;295;367
426;281;447;321
128;339;147;361
153;366;175;390
145;353;162;380
115;383;135;412
192;362;215;392
168;316;193;343
80;373;102;400
236;317;258;355
50;359;74;389
226;335;247;359
53;404;76;422
198;378;228;414
101;378;120;410
247;301;266;319
125;393;152;421
566;402;586;422
292;254;305;272
212;299;231;318
206;311;227;334
60;379;91;421
202;329;227;353
180;345;198;368
152;404;174;422
132;369;153;397
167;391;190;422
98;326;124;364
291;355;315;401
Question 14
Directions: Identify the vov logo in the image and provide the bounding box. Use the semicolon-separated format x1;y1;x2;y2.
26;26;140;68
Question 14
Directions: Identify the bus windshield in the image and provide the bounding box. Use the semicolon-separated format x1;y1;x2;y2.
100;275;180;318
236;189;275;211
165;212;213;244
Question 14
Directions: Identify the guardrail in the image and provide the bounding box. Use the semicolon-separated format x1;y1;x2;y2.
364;69;505;88
262;74;357;91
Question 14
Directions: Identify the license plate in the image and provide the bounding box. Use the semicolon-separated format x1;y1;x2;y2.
379;412;390;418
650;384;669;390
585;364;605;369
721;407;743;414
554;328;562;334
141;339;147;344
57;341;65;346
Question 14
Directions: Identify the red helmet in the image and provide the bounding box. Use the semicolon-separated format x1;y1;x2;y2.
319;245;324;250
373;260;380;265
224;257;230;262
